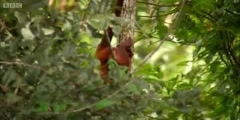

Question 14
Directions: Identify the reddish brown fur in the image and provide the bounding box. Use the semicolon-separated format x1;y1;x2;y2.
95;0;133;83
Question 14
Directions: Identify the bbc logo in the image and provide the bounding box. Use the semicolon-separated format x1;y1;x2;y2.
2;3;22;8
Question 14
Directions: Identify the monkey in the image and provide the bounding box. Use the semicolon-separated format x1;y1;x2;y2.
95;0;133;83
96;35;133;83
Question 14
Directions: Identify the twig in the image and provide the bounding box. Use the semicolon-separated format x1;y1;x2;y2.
132;0;186;74
70;77;135;113
37;76;141;116
137;1;180;7
137;10;177;18
14;77;21;95
0;19;15;39
0;61;46;72
3;111;11;120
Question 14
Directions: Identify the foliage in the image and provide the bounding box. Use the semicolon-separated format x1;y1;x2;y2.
0;0;239;120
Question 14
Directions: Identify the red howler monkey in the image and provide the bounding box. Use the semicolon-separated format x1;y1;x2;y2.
95;0;133;83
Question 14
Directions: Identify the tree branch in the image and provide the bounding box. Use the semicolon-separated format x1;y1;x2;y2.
137;1;180;7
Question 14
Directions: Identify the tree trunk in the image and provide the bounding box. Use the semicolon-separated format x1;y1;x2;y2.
119;0;136;42
118;0;136;72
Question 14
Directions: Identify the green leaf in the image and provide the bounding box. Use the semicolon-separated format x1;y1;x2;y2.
54;103;67;112
42;28;54;35
63;20;72;32
2;69;17;85
36;52;48;65
95;99;115;110
21;26;35;40
158;100;171;110
157;23;168;38
14;11;26;24
127;83;141;95
37;101;50;112
63;42;76;58
6;93;22;105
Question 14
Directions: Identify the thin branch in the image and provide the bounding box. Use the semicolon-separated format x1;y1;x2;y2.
132;0;187;74
224;8;240;16
3;111;11;120
0;19;15;39
0;61;46;72
193;12;215;23
199;10;216;22
137;11;177;18
70;78;135;113
14;77;21;95
37;77;139;116
226;40;240;69
218;53;229;66
146;35;195;46
137;1;180;7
